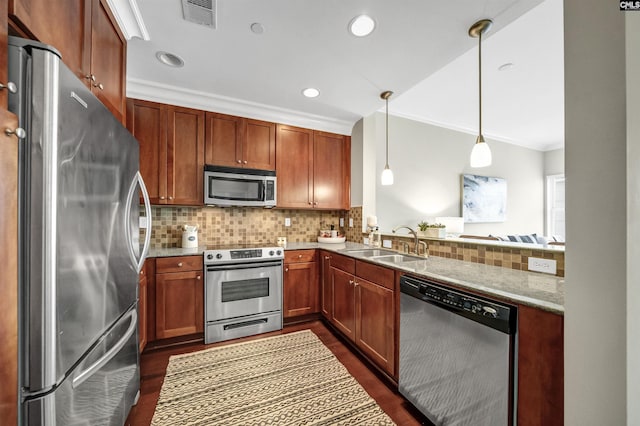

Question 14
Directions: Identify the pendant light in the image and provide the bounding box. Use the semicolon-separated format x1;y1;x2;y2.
469;19;493;168
380;90;394;185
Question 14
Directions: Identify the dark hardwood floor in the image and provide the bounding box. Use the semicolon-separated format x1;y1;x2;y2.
125;320;430;425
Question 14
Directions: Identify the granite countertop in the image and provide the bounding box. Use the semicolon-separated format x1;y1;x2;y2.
285;242;564;315
146;241;564;315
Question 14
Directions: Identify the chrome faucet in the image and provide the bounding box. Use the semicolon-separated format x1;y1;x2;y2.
392;225;420;255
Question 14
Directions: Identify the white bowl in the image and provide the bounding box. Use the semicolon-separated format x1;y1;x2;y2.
318;236;346;244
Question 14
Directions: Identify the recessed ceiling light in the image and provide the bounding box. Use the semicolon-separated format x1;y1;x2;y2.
155;51;184;68
302;88;320;98
349;15;375;37
250;22;265;34
498;62;515;71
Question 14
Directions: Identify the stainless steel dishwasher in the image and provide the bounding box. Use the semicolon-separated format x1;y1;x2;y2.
399;275;518;426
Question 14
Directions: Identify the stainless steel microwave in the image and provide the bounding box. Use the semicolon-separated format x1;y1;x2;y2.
204;165;277;207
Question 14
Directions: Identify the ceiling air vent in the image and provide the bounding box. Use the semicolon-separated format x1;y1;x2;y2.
181;0;216;28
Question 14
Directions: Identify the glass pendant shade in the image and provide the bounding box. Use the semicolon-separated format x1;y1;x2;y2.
470;135;492;168
381;166;394;185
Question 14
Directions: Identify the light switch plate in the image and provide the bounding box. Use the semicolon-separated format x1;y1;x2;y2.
349;218;354;227
340;217;345;227
528;257;557;275
284;217;291;227
382;240;393;248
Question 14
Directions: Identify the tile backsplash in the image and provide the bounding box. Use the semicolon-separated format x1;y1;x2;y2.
145;206;362;248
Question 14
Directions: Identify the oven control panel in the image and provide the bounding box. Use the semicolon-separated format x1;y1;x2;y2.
204;247;284;264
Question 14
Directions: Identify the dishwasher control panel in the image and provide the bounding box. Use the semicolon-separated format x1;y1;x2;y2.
400;275;517;334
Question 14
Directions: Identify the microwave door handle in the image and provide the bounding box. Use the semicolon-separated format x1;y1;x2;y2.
260;180;266;201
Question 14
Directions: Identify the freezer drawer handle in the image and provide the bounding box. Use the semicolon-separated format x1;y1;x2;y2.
72;309;137;389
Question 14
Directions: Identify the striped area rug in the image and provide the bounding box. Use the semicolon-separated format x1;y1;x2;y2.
151;330;396;425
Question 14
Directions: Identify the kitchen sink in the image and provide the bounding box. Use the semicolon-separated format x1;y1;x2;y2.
344;249;397;257
370;254;424;263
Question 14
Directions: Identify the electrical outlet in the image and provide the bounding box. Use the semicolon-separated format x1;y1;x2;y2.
139;216;148;229
382;240;393;248
284;217;291;227
363;237;369;245
340;217;345;227
527;257;557;275
349;218;354;227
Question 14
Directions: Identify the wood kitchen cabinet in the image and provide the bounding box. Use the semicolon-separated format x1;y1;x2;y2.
327;253;395;376
276;125;350;210
127;98;205;206
320;250;332;318
205;112;276;170
283;250;318;318
155;256;204;339
9;0;126;123
517;305;564;426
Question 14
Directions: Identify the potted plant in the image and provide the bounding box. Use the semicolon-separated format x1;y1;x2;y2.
417;221;447;238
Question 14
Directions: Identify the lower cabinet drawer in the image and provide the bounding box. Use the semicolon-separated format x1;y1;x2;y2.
155;255;203;273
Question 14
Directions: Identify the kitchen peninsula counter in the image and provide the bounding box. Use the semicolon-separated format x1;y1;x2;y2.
285;241;564;315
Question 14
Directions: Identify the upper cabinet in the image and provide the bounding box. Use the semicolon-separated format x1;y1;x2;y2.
205;112;276;170
276;125;350;210
126;98;205;206
8;0;126;123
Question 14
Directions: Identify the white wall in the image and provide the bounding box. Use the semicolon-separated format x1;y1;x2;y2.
371;113;545;236
626;11;640;425
544;148;564;175
564;0;627;423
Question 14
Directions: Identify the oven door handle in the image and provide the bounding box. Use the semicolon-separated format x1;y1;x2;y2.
206;260;283;272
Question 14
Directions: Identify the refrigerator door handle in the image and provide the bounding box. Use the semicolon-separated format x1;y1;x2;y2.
125;171;152;273
72;309;137;389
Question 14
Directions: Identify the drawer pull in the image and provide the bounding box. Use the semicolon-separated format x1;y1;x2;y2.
285;268;289;272
298;254;302;258
196;275;201;280
349;280;354;285
324;256;330;260
177;262;183;267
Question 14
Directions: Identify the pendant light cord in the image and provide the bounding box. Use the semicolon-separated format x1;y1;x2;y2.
385;96;389;167
478;31;482;137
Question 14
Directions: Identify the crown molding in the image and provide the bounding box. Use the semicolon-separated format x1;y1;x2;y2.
126;78;355;135
106;0;150;40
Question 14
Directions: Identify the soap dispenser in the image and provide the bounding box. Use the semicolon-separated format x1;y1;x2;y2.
370;226;381;247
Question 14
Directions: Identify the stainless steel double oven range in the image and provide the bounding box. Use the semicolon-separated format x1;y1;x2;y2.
204;245;284;343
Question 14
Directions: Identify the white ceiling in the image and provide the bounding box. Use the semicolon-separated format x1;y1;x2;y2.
123;0;563;151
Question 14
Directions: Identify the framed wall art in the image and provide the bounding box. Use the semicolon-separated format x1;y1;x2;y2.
462;174;507;223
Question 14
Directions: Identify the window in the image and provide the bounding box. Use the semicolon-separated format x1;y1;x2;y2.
546;174;565;240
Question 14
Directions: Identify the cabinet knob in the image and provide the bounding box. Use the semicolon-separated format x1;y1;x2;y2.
313;202;318;206
168;196;174;200
285;268;289;272
0;82;17;93
159;196;166;200
93;82;104;90
177;262;183;267
237;160;242;163
308;202;312;205
140;270;144;275
354;282;359;287
324;256;331;260
5;127;26;139
85;74;96;83
243;160;247;164
298;254;302;258
196;275;201;280
349;279;354;285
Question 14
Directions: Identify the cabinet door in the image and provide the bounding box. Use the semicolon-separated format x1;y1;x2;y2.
320;252;333;318
331;267;355;341
126;99;167;204
204;112;244;167
0;108;19;425
314;131;350;209
90;0;126;123
9;0;91;85
283;262;318;318
167;106;204;205
276;124;313;208
155;270;204;339
138;270;147;353
355;277;395;376
244;119;275;170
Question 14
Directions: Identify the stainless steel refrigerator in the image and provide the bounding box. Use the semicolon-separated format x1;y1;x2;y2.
8;37;152;425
